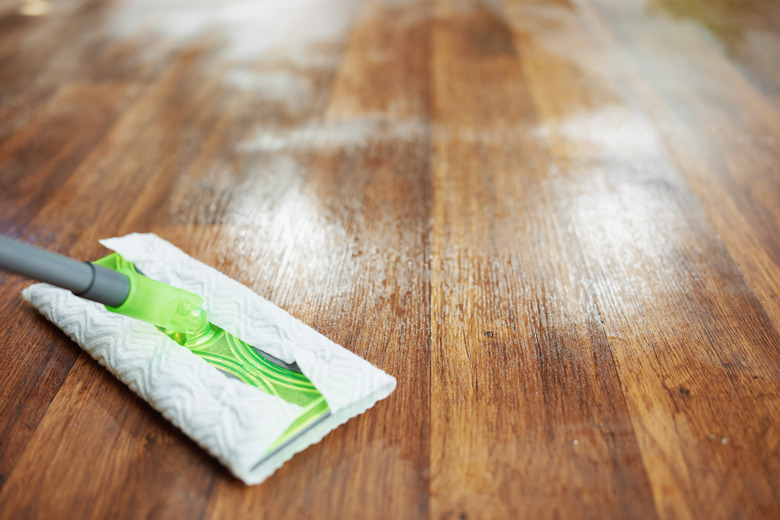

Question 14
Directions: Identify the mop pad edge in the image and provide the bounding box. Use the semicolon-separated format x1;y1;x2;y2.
21;234;397;484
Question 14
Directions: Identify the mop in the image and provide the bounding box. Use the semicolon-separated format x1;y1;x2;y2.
0;233;396;484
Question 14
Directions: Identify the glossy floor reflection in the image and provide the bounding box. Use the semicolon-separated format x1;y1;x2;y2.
1;0;779;518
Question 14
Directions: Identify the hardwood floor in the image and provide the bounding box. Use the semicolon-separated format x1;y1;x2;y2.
0;0;778;518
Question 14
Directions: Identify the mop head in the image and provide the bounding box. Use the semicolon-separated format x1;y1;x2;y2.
22;233;396;485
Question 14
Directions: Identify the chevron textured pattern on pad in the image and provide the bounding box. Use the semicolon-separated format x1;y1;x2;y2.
22;234;396;484
102;233;396;414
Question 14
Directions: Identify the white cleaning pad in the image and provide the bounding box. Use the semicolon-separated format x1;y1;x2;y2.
22;233;396;484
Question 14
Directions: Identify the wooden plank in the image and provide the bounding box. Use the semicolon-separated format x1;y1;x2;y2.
0;80;136;489
0;81;135;234
0;49;232;518
0;0;172;143
508;1;780;517
646;0;780;98
580;1;780;332
203;1;432;518
428;1;655;518
0;355;219;520
0;277;80;489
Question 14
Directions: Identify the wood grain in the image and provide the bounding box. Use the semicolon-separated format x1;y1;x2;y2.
1;0;779;518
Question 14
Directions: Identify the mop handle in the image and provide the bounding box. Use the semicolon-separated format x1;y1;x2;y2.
0;234;130;307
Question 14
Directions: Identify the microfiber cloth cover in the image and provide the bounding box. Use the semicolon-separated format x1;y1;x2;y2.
22;233;397;484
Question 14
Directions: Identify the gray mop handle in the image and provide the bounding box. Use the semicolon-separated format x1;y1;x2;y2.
0;234;130;307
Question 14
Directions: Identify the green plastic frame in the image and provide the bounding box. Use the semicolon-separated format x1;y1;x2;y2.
93;253;330;454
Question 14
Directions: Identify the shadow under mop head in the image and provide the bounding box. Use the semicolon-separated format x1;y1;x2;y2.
18;233;396;484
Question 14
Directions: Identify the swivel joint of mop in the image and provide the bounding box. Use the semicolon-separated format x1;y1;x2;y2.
92;252;211;339
0;234;209;338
